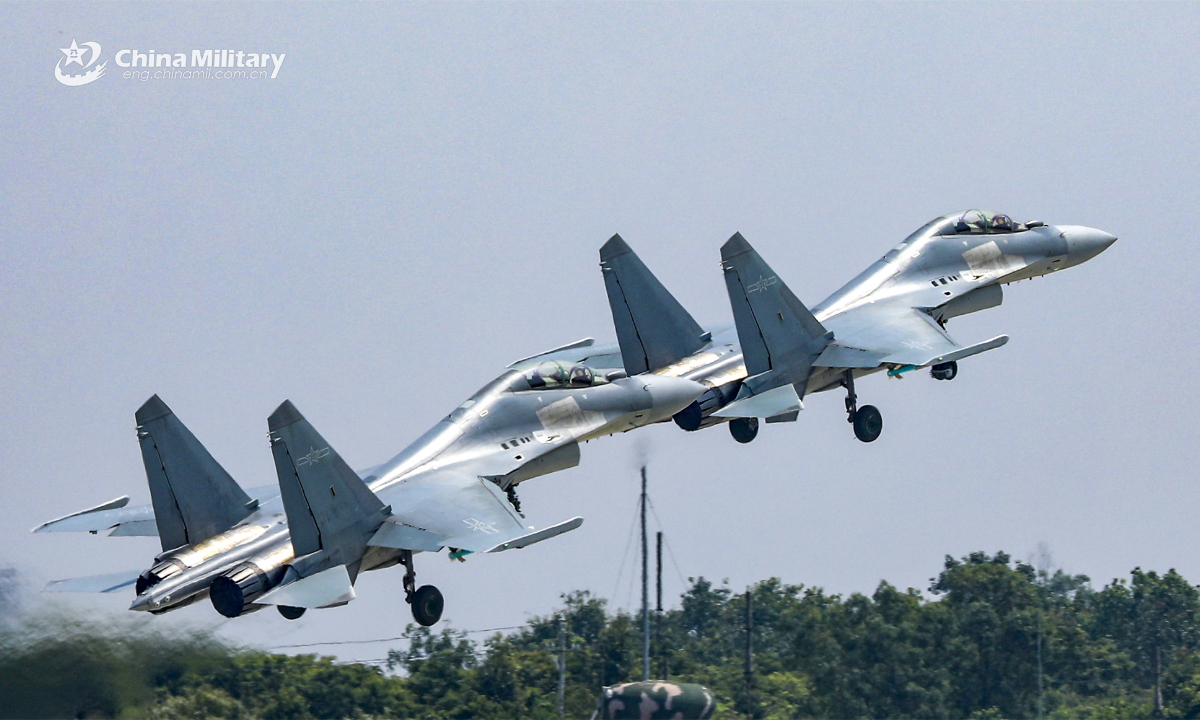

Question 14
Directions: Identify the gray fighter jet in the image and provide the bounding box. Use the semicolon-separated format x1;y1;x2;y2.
597;210;1116;444
35;366;702;625
34;210;1114;625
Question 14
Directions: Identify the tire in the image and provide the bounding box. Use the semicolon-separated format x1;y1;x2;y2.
278;605;306;620
853;405;883;443
729;417;759;444
411;585;444;626
931;361;958;381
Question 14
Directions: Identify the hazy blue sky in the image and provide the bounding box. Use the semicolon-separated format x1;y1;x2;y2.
2;2;1197;662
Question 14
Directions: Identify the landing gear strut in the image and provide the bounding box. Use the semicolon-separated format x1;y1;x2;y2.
401;549;444;626
844;370;883;443
729;417;758;444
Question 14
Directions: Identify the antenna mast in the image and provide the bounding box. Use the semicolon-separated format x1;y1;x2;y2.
641;465;650;681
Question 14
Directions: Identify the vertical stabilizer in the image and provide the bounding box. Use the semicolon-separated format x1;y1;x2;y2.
136;395;255;552
600;235;707;375
267;401;386;570
720;233;832;400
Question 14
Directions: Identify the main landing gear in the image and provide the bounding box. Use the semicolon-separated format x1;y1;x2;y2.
930;361;958;381
729;417;759;444
401;550;444;626
844;370;882;443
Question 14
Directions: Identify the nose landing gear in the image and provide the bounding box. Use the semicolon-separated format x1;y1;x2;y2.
844;370;883;443
401;550;444;626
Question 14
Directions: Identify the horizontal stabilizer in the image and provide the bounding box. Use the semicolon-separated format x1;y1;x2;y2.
368;522;450;552
45;570;140;594
712;384;802;419
720;234;831;399
137;395;255;551
483;516;584;553
601;235;707;375
256;564;355;608
268;401;386;563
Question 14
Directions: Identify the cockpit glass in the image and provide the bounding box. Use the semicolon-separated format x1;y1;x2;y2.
523;361;607;390
938;210;1027;235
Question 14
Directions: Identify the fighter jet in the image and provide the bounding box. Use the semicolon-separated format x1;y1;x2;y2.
34;209;1114;624
35;366;703;624
595;210;1117;443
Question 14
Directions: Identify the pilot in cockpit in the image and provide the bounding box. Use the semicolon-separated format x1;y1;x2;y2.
523;361;607;390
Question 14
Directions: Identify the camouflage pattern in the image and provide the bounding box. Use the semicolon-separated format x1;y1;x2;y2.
599;681;716;720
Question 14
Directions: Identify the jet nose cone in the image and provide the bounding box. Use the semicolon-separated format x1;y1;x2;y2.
129;593;153;612
1061;225;1118;265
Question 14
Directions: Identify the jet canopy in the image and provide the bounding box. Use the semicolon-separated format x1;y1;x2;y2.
521;361;609;390
939;210;1030;235
906;210;1034;242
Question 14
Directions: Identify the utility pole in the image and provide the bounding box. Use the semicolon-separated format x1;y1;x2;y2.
641;466;650;682
656;531;665;680
1037;603;1044;720
558;615;566;720
744;590;753;683
744;590;756;719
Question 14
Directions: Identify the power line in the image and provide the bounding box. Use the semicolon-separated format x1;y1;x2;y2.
610;493;642;606
271;625;526;650
646;497;688;588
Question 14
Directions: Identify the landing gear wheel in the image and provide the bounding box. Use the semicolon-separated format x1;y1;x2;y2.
931;361;958;381
853;405;883;443
411;585;444;626
278;605;306;620
729;417;759;444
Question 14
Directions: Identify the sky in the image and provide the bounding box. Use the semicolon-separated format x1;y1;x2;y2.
1;2;1198;663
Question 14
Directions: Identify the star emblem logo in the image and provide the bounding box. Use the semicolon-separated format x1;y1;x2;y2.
54;39;106;87
61;39;87;66
746;275;777;294
296;446;331;467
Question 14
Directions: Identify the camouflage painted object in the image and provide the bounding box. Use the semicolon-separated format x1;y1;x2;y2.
599;681;716;720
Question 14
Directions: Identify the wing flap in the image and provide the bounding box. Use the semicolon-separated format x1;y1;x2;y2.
107;520;159;537
814;344;890;369
375;467;582;554
367;522;450;552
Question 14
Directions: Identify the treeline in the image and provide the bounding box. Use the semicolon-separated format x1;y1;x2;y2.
5;552;1200;718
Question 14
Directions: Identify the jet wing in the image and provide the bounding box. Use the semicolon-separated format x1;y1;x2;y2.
45;569;141;593
820;301;1007;369
371;466;583;554
32;485;281;537
507;338;624;373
